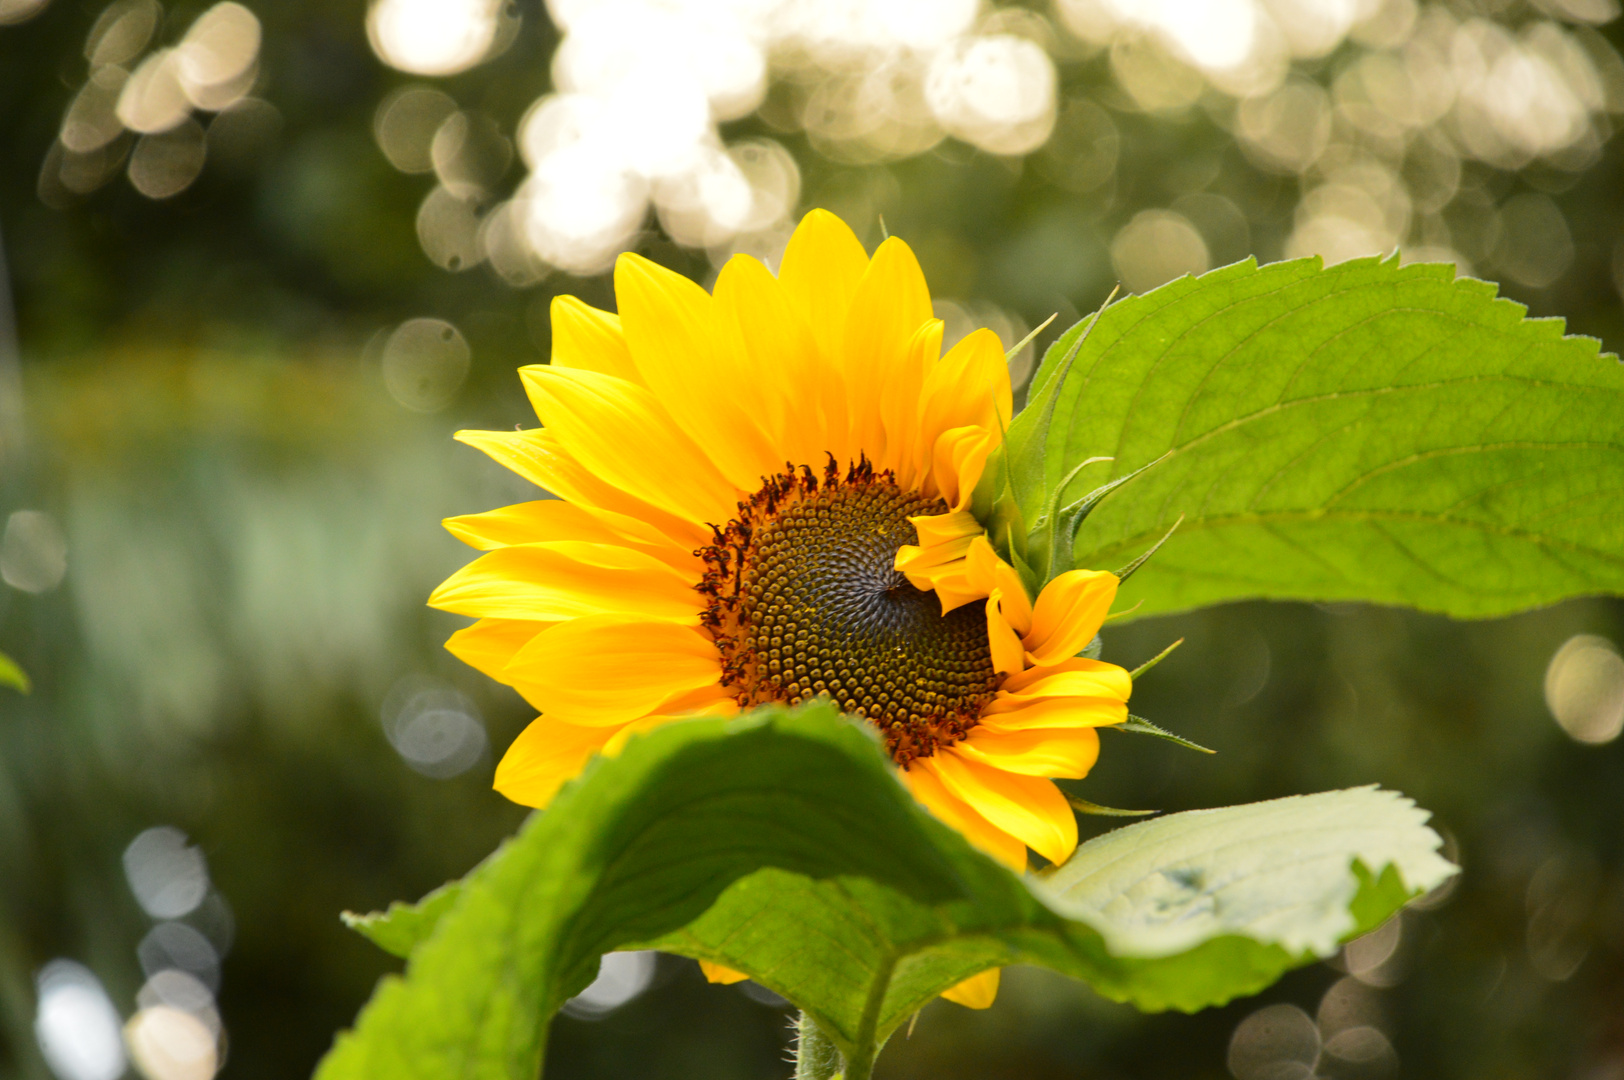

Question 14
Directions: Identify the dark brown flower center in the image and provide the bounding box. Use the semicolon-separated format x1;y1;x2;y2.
698;458;1000;766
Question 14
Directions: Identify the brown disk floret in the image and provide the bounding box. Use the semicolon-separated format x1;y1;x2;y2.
697;456;1002;767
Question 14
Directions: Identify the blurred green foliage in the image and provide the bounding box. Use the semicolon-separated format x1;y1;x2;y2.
1;2;1622;1080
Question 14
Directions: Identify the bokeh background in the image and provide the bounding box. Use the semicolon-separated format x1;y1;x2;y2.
2;0;1623;1078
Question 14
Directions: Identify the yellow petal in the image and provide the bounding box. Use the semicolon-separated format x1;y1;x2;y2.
977;694;1128;730
954;726;1101;779
454;428;709;549
778;209;869;367
903;760;1027;871
996;658;1134;701
429;542;700;623
967;537;1032;636
931;750;1078;867
940;968;1000;1010
985;592;1027;676
493;716;621;808
877;319;942;484
614;253;780;489
505;615;722;725
915;328;1011;477
445;618;551;684
550;295;641;385
928;425;995;511
1025;570;1119;666
894;509;985;612
519;366;738;527
841;236;934;462
698;961;750;985
442;500;696;571
712;253;826;468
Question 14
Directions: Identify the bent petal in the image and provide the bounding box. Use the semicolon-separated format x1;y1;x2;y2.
1025;570;1119;666
904;759;1027;872
985;593;1027;676
978;694;1127;730
505;615;722;726
429;542;700;623
940;968;1000;1009
931;750;1078;867
954;726;1102;779
493;717;621;808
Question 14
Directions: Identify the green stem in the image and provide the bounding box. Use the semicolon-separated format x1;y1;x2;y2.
794;1011;843;1080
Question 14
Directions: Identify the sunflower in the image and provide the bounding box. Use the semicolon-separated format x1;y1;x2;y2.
430;209;1132;1009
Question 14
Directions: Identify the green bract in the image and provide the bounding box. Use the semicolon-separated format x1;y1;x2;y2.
324;705;1452;1079
975;255;1624;614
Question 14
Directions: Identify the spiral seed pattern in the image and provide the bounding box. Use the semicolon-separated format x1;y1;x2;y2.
698;459;1000;766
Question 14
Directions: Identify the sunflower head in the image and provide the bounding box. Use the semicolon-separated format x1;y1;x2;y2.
431;209;1132;889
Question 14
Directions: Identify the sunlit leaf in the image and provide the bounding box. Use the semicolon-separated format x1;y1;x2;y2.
0;651;29;694
997;256;1624;619
324;705;1453;1078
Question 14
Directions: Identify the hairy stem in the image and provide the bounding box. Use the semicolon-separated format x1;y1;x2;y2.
794;1011;843;1080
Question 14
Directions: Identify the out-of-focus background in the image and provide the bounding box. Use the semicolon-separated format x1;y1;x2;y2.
1;1;1622;1077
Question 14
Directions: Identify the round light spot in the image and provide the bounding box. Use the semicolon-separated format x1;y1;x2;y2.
34;961;127;1080
367;0;501;77
381;676;487;778
124;827;210;919
1545;635;1624;745
1111;209;1210;295
374;85;458;174
117;49;191;134
1227;1003;1320;1080
128;118;207;199
124;1006;218;1080
2;510;67;593
380;318;471;413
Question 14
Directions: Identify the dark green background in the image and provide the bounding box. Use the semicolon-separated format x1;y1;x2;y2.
2;2;1622;1078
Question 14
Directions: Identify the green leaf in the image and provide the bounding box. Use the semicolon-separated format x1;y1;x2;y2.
1009;256;1624;619
325;706;1454;1079
341;880;464;959
0;651;29;694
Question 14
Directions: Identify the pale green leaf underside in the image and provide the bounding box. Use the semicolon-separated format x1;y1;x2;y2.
1026;256;1624;620
321;706;1451;1079
1035;787;1456;959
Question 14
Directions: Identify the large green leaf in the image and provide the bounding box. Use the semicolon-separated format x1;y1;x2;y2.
983;256;1624;619
321;705;1453;1079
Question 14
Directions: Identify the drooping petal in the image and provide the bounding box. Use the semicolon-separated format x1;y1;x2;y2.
614;253;780;488
985;593;1027;676
967;536;1032;636
894;509;984;612
519;366;738;527
1025;570;1119;666
915;328;1011;469
493;717;622;808
505;615;722;726
549;295;641;385
940;968;1000;1009
954;726;1102;779
903;760;1027;871
928;425;995;511
841;237;934;462
453;428;710;549
930;750;1078;867
429;542;700;623
442;500;697;572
